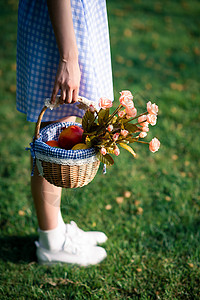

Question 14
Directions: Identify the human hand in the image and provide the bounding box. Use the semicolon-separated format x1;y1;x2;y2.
51;58;81;104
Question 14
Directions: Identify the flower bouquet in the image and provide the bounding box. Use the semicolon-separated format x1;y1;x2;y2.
80;90;160;166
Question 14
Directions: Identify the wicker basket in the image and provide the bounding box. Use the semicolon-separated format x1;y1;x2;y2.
31;97;100;188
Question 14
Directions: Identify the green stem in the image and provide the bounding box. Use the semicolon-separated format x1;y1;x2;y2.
96;105;123;134
124;111;148;124
106;104;123;125
135;140;149;144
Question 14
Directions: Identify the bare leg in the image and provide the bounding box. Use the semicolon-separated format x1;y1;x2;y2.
31;116;76;231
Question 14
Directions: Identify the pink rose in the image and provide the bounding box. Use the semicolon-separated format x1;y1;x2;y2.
140;122;149;132
149;138;160;153
118;110;126;118
113;133;119;141
119;90;133;100
147;101;158;115
114;146;120;156
147;114;157;126
139;132;147;138
89;104;95;112
138;115;147;123
99;97;113;110
121;129;129;137
119;91;134;108
126;106;137;118
107;124;113;132
100;147;107;155
121;98;134;109
141;121;149;128
141;126;149;133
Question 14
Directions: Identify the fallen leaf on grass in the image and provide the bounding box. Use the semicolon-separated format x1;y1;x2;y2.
165;196;171;201
124;191;131;198
172;154;178;160
9;85;16;93
105;204;112;210
124;28;132;37
92;222;96;227
139;53;146;60
48;279;57;286
137;207;143;215
116;197;124;204
171;106;177;113
188;263;194;268
113;9;125;17
170;82;184;91
126;60;134;67
11;63;16;71
193;47;200;56
162;169;168;175
145;83;152;90
177;124;183;129
136;268;142;272
115;55;125;64
18;210;25;216
180;172;186;177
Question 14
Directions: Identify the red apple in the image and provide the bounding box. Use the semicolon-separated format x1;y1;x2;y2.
46;140;60;148
58;125;84;150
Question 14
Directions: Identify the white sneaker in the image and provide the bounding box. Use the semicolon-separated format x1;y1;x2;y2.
35;236;107;266
65;221;108;246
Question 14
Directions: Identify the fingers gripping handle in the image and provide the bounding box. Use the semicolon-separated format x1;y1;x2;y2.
34;96;97;140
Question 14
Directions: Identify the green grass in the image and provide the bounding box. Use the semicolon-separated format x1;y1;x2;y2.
0;0;200;299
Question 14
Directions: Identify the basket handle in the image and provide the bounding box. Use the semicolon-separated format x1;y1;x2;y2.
34;96;96;140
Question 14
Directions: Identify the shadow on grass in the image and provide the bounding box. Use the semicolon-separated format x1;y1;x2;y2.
0;235;37;264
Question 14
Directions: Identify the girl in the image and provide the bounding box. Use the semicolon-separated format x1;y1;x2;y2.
16;0;113;266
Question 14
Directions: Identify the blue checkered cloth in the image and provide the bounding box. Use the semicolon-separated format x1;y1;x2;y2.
34;122;96;159
16;0;113;122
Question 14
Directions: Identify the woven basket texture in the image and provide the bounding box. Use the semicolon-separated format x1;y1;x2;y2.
35;122;100;188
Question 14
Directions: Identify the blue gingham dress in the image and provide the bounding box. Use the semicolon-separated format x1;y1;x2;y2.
16;0;113;122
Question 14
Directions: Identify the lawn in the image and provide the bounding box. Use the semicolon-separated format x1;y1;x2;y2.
0;0;200;299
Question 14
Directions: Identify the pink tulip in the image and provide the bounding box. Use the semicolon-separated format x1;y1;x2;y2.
99;97;113;110
100;147;107;155
147;101;158;115
149;138;160;153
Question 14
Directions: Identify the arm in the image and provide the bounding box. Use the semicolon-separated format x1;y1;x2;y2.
47;0;80;103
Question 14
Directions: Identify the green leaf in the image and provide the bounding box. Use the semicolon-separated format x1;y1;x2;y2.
98;108;110;126
96;152;114;166
82;110;96;131
118;143;136;157
126;136;139;143
85;136;93;148
124;123;138;133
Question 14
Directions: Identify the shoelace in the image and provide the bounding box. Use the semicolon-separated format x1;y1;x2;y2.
66;221;85;238
63;236;82;255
